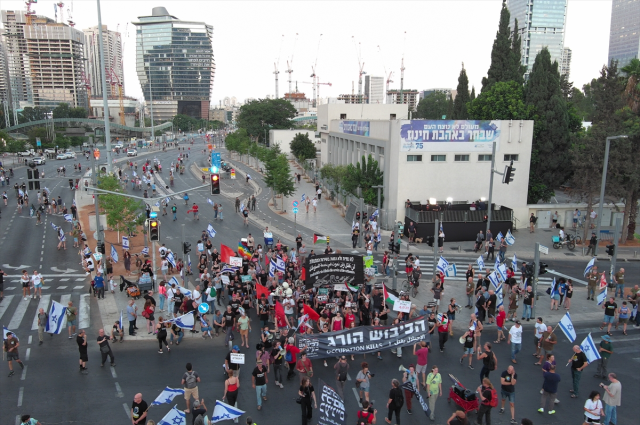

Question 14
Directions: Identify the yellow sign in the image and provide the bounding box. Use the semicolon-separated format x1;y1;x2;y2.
201;168;210;172
230;170;236;179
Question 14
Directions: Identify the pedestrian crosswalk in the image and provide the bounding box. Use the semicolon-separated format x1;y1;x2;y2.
0;292;91;337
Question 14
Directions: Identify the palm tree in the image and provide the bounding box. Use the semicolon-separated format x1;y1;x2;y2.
621;58;640;114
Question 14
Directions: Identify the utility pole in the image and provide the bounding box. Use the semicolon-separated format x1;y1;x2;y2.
392;221;399;290
358;196;364;248
182;223;186;286
96;0;113;173
609;217;622;285
372;184;383;220
91;145;105;276
486;141;497;234
532;243;540;317
433;219;439;279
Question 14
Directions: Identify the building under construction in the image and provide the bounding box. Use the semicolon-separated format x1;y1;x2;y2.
1;9;87;110
386;89;419;111
337;93;368;104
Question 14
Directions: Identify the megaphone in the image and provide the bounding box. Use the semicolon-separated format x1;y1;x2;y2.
399;365;407;373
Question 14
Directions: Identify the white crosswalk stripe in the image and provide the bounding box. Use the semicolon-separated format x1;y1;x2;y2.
79;294;90;329
0;295;15;322
8;298;30;329
1;293;90;335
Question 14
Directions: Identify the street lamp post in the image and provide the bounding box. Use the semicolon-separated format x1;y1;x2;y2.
594;135;628;255
96;0;113;174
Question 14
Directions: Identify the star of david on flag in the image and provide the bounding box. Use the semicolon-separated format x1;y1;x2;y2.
488;271;500;289
152;387;185;406
558;312;576;342
163;312;195;330
494;257;500;271
584;257;595;277
597;289;607;306
3;326;18;341
168;277;192;298
46;300;67;334
496;231;504;242
579;333;601;363
166;252;176;268
511;253;518;268
477;256;485;271
505;230;516;246
64;214;73;222
207;224;216;238
211;400;245;423
496;283;504;308
141;246;149;256
111;244;119;263
497;263;508;281
158;405;186;425
437;256;449;274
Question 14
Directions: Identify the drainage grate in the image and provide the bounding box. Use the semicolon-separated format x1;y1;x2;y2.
564;253;576;256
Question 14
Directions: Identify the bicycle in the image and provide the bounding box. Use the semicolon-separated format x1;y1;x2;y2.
401;273;419;298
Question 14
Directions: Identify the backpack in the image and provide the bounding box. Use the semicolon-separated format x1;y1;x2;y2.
486;388;498;407
338;367;348;382
184;371;197;388
487;352;496;371
394;389;404;408
356;411;372;425
285;349;293;363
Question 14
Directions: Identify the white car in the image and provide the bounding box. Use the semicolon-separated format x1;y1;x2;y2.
64;152;76;159
114;143;124;149
127;149;138;157
33;157;46;165
56;153;67;160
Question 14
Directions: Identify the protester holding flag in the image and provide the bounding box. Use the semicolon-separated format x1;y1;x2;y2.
568;345;589;398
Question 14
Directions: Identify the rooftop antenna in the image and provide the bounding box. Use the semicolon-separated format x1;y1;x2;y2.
286;33;298;95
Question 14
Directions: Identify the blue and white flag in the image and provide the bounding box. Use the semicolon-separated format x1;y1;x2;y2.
275;255;286;272
579;333;601;363
64;214;73;222
188;254;191;268
445;263;457;277
436;256;449;274
141;246;149;256
488;271;500;289
559;312;576;342
221;265;238;274
152;387;185;406
496;231;504;242
440;221;443;233
207;198;214;206
3;326;18;341
169;277;192;298
111;245;119;263
166;197;171;205
496;283;504;308
511;253;518;268
207;224;216;238
166;252;176;268
155;201;160;207
597;289;607;306
120;310;123;328
505;230;516;246
370;209;379;220
497;263;508;281
584;257;595;277
301;193;306;202
211;400;245;423
550;278;557;296
72;198;77;207
132;171;137;177
45;300;67;334
477;256;485;271
268;259;276;277
158;405;186;425
163;312;195;330
494;257;500;271
122;236;129;250
240;202;245;211
51;222;57;230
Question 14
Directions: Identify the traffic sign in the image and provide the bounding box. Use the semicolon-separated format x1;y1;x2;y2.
292;201;299;208
292;207;299;214
539;245;549;255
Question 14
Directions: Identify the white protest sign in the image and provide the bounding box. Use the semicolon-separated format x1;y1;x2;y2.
221;275;230;285
393;300;412;313
229;256;243;267
197;243;204;252
230;353;245;364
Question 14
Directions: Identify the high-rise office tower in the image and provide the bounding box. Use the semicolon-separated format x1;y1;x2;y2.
83;25;124;98
560;47;572;79
364;75;384;104
608;0;640;67
133;7;215;121
507;0;568;79
0;34;9;103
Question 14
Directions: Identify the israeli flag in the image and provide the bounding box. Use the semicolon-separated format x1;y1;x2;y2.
141;246;149;256
584;257;595;277
440;221;443;233
275;255;286;272
45;300;67;334
188;254;191;268
132;171;137;177
496;283;504;307
352;221;356;231
496;231;504;242
120;310;123;329
488;271;500;289
207;198;214;206
371;209;379;219
158;405;186;425
445;263;457;277
437;256;449;274
597;289;607;306
51;222;57;230
163;312;195;330
152;387;185;406
240;202;245;211
166;252;176;268
268;259;276;277
110;245;119;263
221;266;238;274
301;193;306;202
3;326;18;341
550;278;557;296
559;312;576;342
64;214;73;222
166;197;171;204
169;277;192;298
511;253;518;268
494;257;500;271
155;201;160;207
211;400;245;423
579;333;601;363
497;263;508;281
477;255;485;271
122;236;129;250
207;224;217;238
505;230;516;246
72;198;77;207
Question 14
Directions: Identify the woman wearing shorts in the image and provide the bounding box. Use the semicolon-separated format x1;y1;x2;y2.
356;362;372;403
237;308;251;349
617;301;630;335
20;270;30;300
583;391;603;424
563;280;573;310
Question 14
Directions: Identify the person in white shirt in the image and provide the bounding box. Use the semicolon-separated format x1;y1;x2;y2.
205;283;216;313
533;317;546;358
31;271;44;299
507;321;523;364
312;197;318;213
192;284;202;305
159;244;168;258
283;295;295;327
559;228;565;241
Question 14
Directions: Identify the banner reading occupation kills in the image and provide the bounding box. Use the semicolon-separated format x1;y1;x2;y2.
304;254;364;289
297;316;429;359
318;378;347;425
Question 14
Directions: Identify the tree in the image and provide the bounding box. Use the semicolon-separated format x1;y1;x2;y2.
236;99;296;144
264;153;295;209
509;18;526;86
467;81;535;120
173;114;197;132
69;107;88;119
470;86;476;101
341;154;384;206
452;64;470;119
19;107;49;123
52;103;71;119
621;58;640;114
481;1;515;92
414;92;449;119
27;127;50;144
524;47;572;203
319;163;348;202
290;133;316;161
97;175;145;235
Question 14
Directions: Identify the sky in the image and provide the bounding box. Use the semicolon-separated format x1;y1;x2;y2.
1;0;613;107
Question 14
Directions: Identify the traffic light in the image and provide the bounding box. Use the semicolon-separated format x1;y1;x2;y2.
539;262;548;275
183;241;191;254
210;173;220;195
606;244;615;256
362;211;368;222
426;236;435;247
148;219;160;241
97;242;106;254
355;211;361;221
502;160;516;184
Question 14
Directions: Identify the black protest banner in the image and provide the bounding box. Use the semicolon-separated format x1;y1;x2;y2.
318;378;347;425
304;254;364;289
401;381;431;418
297;316;429;359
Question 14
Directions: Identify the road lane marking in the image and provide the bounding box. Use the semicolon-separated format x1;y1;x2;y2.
25;348;30;361
17;387;23;407
8;298;30;329
0;296;16;322
20;365;27;380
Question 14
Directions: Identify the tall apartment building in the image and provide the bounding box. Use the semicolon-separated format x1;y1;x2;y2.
83;25;124;98
337;93;368;104
507;0;568;79
0;35;9;102
2;10;87;109
608;0;640;67
134;7;215;121
386;89;419;111
560;47;572;79
364;75;384;104
419;88;457;101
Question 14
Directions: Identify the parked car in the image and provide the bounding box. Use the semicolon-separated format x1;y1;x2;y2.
43;148;56;154
127;149;138;157
18;149;35;157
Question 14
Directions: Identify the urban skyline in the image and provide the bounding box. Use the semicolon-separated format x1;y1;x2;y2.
0;1;613;110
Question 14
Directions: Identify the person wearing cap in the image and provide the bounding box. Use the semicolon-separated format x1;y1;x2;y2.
191;399;207;424
251;359;268;410
460;326;477;369
401;364;418;415
594;334;613;379
226;346;242;377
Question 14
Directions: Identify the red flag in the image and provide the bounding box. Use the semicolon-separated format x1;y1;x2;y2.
275;301;288;328
256;283;270;299
300;266;306;281
220;244;234;264
303;303;320;322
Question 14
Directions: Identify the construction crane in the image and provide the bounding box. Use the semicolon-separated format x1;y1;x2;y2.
25;0;36;25
274;35;284;99
399;31;407;105
55;2;65;24
108;68;125;126
67;0;75;27
352;37;366;104
301;80;332;102
385;71;394;97
310;34;323;108
285;33;298;95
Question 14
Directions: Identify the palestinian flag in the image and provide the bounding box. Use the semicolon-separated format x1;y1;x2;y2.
313;233;328;244
383;284;400;307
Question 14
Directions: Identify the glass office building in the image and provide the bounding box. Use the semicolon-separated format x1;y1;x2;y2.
507;0;568;79
608;0;640;68
133;7;215;121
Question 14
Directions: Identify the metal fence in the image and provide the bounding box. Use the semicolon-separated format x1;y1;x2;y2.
344;200;398;231
405;208;513;224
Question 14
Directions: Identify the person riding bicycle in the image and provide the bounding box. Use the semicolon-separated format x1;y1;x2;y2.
411;266;422;289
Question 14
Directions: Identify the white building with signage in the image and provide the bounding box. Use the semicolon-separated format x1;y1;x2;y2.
269;129;320;159
318;108;534;224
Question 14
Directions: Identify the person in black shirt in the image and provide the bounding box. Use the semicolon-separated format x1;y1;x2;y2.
476;378;495;425
96;328;115;367
191;399;207;425
386;378;403;424
296;234;303;250
131;393;148;425
228;293;241;315
252;360;268;409
360;300;371;326
257;298;269;327
324;245;334;255
77;329;88;374
568;345;589;398
223;306;236;347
